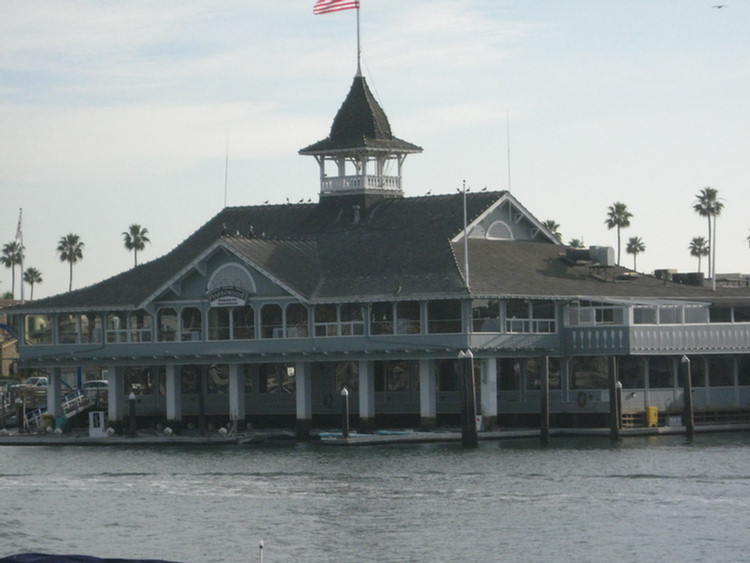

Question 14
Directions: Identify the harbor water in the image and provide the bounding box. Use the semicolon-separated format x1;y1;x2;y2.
2;433;750;563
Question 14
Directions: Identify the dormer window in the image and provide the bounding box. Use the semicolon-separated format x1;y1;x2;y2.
486;220;513;240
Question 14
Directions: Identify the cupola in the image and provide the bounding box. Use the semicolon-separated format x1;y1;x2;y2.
299;74;422;201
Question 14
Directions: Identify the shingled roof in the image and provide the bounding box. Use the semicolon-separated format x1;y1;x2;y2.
299;75;422;155
15;189;750;314
14;191;502;312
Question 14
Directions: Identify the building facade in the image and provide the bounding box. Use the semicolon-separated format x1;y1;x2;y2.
8;74;750;436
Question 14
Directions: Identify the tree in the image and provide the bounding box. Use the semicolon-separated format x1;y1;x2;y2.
693;187;723;279
23;266;43;300
122;224;151;267
626;236;645;271
568;238;585;248
542;220;562;242
689;236;710;274
0;240;24;298
57;233;84;292
605;202;633;266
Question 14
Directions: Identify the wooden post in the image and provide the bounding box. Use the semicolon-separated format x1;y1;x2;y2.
608;357;620;441
681;356;695;440
540;355;550;446
460;350;478;448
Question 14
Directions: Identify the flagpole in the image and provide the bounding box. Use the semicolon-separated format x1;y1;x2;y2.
17;208;24;302
356;3;361;76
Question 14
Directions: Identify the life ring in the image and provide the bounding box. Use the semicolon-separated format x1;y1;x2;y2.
576;391;588;408
323;393;334;409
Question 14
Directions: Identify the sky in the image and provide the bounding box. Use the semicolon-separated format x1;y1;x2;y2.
1;1;749;299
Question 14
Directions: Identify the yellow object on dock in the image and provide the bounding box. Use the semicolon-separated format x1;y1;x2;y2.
646;406;658;428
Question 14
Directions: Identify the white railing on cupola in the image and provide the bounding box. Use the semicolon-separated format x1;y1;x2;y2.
321;174;401;194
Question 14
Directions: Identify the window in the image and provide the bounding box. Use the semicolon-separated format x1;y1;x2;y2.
524;358;561;390
259;364;295;393
340;304;364;335
233;306;255;340
286;304;308;337
181;307;202;341
107;312;128;343
437;359;461;391
157;308;177;342
497;358;520;391
473;299;500;332
633;307;657;325
709;357;734;387
261;304;283;339
428;300;462;333
25;314;52;345
619;357;645;388
396;301;421;334
370;302;393;335
207;364;229;394
129;310;152;342
658;307;681;325
58;314;79;344
710;307;732;323
739;357;750;386
375;360;418;392
314;304;338;337
208;308;230;340
648;357;673;389
684;306;709;324
80;313;101;343
335;361;359;392
735;307;750;323
570;356;608;389
486;220;513;240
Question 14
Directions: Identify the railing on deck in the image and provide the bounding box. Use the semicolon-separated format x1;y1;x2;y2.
321;175;401;194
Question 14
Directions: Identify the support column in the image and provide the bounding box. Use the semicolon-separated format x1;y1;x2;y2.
419;359;437;430
295;361;312;440
227;363;245;432
358;360;375;433
165;364;182;430
106;366;125;433
480;358;498;430
46;367;63;419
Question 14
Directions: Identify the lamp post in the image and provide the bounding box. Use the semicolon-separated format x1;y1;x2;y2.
128;391;137;437
458;349;478;448
15;397;24;433
681;355;695;440
341;387;350;439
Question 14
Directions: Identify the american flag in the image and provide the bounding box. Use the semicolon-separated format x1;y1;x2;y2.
313;0;359;15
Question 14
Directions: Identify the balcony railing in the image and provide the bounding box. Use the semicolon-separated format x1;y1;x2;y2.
321;175;401;194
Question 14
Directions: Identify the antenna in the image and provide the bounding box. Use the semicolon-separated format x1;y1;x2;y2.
506;110;512;193
223;132;229;208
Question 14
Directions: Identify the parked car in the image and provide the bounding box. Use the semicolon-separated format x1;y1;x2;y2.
10;376;48;389
81;380;109;396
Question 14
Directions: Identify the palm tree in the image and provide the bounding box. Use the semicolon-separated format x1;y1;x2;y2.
57;233;84;292
693;187;723;279
689;236;710;274
122;224;151;267
0;240;24;298
568;238;585;248
542;220;562;242
626;236;645;271
23;266;43;300
605;202;633;266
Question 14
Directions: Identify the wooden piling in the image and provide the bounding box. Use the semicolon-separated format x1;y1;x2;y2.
540;355;550;446
608;356;620;441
